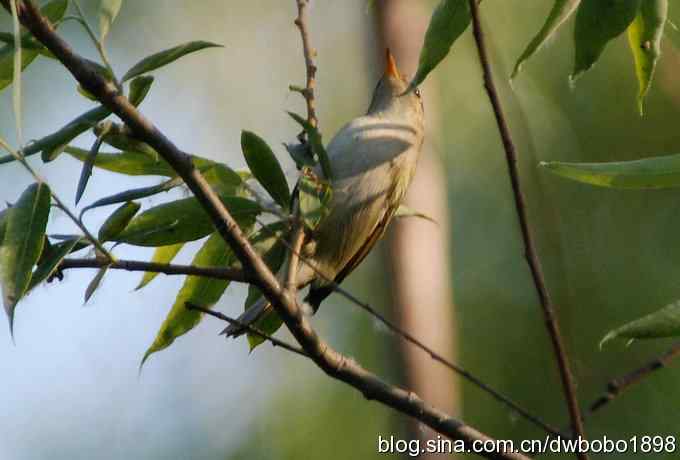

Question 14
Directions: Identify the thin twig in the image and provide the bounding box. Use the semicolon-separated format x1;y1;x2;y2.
3;3;530;456
186;303;307;357
294;0;318;128
466;1;588;457
72;0;119;88
590;342;680;413
59;257;250;283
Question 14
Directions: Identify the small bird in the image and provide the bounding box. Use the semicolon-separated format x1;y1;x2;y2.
224;49;424;337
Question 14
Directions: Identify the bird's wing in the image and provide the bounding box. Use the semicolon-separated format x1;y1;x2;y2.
305;200;399;309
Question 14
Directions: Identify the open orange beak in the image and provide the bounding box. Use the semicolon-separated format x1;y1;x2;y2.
385;48;400;79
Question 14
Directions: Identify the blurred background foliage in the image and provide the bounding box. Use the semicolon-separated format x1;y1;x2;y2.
2;1;680;459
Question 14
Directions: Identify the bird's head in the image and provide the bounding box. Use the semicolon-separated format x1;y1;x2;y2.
367;49;424;124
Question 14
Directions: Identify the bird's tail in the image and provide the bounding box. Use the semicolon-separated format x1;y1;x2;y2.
220;295;272;338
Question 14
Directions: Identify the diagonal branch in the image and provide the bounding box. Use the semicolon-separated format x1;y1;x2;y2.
2;2;530;457
466;0;588;457
589;342;680;413
59;257;251;283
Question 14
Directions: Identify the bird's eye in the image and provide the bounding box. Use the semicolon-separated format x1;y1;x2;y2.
414;88;421;98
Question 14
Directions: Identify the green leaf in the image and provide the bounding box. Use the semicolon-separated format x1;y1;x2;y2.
0;0;68;92
571;0;641;81
408;0;470;90
600;300;680;347
298;168;333;231
141;232;237;367
122;41;223;82
1;106;111;165
0;32;50;53
241;131;290;208
135;243;184;291
202;164;245;196
627;0;667;115
75;126;111;204
128;75;154;106
0;183;51;333
245;230;287;350
394;204;438;225
65;146;177;177
84;266;108;304
27;237;81;291
540;154;680;189
512;0;581;78
99;0;123;41
41;106;113;163
113;195;261;246
287;112;333;180
0;75;153;166
81;177;182;214
98;201;140;242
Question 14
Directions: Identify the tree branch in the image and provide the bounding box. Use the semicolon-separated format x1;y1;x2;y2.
590;342;680;413
59;257;251;283
466;1;588;457
294;0;318;128
3;2;528;457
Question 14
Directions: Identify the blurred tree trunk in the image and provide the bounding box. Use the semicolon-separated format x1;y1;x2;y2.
374;0;460;453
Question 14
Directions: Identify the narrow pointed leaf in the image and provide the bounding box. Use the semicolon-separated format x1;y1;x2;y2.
572;0;641;81
0;75;153;165
128;75;154;106
202;164;245;196
135;243;184;290
298;168;332;231
394;204;438;225
141;232;237;366
408;0;470;90
627;0;667;115
84;266;108;304
82;177;182;214
75;130;110;204
287;112;332;180
27;237;81;291
122;41;222;82
246;235;287;350
540;154;680;189
241;131;290;208
65;146;177;177
0;183;51;332
99;0;123;41
0;0;68;92
512;0;581;78
600;301;680;347
113;195;261;246
98;201;140;242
